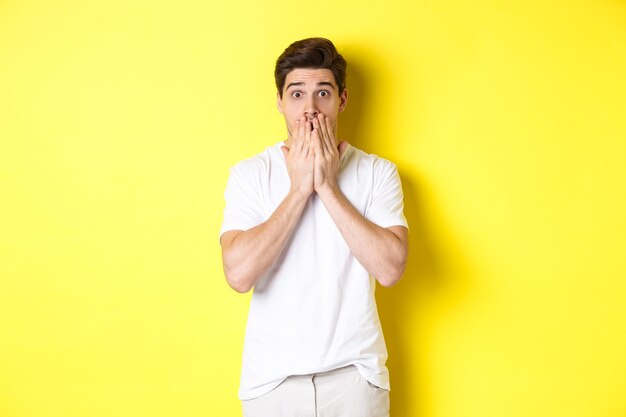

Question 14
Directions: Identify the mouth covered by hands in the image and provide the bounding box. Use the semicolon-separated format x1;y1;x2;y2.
281;113;348;198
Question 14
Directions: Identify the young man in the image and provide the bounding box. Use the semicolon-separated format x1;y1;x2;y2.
220;37;408;417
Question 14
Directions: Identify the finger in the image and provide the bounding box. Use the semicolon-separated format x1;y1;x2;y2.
299;117;306;135
305;120;313;156
312;117;323;143
324;114;338;149
316;115;333;156
295;118;306;152
300;118;311;156
281;146;289;160
312;123;324;158
318;114;332;149
304;120;312;143
291;120;298;144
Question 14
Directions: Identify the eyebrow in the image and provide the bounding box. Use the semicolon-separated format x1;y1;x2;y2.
285;81;336;91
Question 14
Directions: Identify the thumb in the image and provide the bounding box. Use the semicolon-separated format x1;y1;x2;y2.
281;146;289;159
338;140;348;157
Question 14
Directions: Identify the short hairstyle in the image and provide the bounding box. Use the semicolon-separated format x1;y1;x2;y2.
274;37;347;98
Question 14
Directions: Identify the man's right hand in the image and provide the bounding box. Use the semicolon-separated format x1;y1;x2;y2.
281;117;315;198
223;117;315;292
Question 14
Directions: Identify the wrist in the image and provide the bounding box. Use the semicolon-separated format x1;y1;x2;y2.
289;184;313;201
316;183;341;200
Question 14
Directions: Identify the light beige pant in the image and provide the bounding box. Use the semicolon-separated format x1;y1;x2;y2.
241;365;390;417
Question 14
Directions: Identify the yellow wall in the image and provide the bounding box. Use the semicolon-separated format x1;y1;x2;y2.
1;0;625;416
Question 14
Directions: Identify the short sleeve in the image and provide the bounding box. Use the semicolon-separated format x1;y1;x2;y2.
219;165;265;239
365;161;409;229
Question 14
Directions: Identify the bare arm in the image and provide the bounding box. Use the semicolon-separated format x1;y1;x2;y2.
220;189;309;293
312;114;409;286
318;187;408;286
220;117;315;293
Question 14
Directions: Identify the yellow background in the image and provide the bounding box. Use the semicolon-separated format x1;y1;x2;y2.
1;0;625;416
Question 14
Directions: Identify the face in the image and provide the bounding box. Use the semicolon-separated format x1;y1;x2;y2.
277;68;348;145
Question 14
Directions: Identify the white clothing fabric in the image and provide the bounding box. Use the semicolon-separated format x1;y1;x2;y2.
220;141;408;401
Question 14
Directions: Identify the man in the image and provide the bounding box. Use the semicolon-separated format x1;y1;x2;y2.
220;37;408;417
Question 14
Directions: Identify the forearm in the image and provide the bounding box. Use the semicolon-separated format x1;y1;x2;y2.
221;189;309;292
318;186;408;286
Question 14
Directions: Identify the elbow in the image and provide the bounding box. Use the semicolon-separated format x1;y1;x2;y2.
376;260;407;288
222;247;255;293
223;266;254;294
226;274;254;293
377;271;403;287
378;239;408;287
232;284;253;293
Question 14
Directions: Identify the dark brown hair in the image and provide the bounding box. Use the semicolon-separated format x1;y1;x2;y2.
275;37;347;98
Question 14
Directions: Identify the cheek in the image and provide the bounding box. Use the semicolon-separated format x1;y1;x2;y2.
320;100;340;116
285;109;301;124
324;114;337;127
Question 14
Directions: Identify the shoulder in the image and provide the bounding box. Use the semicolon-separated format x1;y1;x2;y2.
229;142;283;178
345;144;399;175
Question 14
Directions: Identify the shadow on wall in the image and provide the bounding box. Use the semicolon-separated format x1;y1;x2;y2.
339;49;466;417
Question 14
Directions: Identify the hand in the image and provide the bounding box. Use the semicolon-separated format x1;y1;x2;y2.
312;113;348;195
281;117;315;198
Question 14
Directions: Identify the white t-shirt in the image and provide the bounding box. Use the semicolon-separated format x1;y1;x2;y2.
220;141;408;400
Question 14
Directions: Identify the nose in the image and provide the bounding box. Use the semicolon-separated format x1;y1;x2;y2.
304;96;318;120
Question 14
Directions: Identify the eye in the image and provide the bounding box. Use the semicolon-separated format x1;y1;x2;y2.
292;91;302;98
319;90;329;97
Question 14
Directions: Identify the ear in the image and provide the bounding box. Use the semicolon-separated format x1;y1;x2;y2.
277;91;284;115
338;88;348;113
